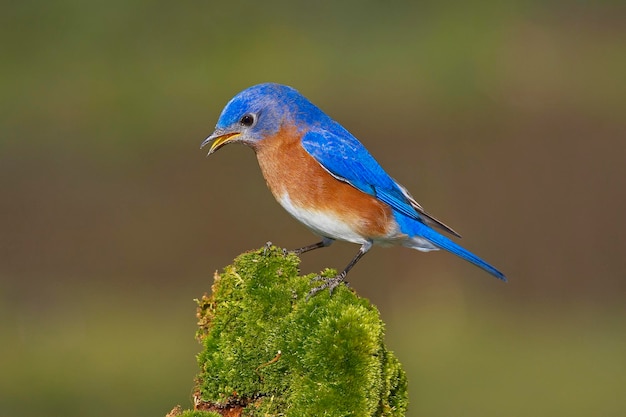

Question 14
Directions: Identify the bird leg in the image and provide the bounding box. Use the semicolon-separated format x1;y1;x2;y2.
291;237;334;255
307;241;373;299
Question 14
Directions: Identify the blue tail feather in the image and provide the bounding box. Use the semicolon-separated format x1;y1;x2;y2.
397;214;507;281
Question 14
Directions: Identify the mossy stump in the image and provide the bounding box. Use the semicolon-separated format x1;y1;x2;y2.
168;245;408;417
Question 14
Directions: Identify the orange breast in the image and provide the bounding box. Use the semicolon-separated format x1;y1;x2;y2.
254;126;396;239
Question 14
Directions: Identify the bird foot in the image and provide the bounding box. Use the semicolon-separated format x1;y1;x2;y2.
306;273;348;299
263;241;290;257
288;247;310;256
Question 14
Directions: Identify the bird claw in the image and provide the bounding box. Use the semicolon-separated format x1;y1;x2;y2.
306;273;348;300
286;247;306;256
263;241;273;255
289;248;304;256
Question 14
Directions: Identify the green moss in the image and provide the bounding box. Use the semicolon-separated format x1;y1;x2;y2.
187;245;408;417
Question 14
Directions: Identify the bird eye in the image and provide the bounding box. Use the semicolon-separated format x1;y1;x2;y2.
240;113;255;127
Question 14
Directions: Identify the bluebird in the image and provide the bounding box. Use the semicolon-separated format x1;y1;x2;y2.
202;83;506;296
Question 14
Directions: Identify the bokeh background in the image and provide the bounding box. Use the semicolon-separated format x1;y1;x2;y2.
1;1;625;416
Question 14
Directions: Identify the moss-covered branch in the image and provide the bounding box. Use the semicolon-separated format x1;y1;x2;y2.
168;245;408;417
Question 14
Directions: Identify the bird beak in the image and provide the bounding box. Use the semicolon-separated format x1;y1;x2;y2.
201;130;241;155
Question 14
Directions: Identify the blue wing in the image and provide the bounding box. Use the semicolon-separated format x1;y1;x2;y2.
300;128;460;237
301;128;505;281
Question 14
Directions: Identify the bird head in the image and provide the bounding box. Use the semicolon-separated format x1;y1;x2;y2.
201;83;326;155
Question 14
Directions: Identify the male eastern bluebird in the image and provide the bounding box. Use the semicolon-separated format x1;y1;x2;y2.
202;83;506;296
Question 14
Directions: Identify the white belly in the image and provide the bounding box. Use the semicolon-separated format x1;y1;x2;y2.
278;193;368;244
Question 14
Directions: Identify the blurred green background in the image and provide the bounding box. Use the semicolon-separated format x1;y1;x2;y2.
1;1;625;416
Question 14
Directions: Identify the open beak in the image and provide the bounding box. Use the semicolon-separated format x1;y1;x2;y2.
201;130;241;155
